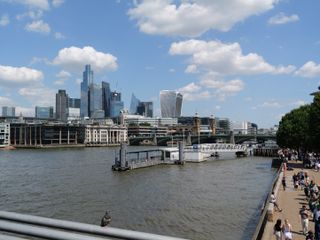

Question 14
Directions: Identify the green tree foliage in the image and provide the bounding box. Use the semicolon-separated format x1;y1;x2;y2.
277;104;311;149
309;94;320;151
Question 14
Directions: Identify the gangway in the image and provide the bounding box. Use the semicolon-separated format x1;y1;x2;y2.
0;211;188;240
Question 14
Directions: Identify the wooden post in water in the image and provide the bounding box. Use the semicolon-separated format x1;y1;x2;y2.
120;142;127;169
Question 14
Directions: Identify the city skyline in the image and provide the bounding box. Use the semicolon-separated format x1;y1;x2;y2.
0;0;319;127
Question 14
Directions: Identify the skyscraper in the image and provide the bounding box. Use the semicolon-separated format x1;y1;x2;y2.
2;106;15;117
35;106;54;119
102;81;111;117
56;89;69;122
130;93;140;114
89;83;105;118
160;90;183;118
110;91;124;118
80;65;93;118
137;102;153;117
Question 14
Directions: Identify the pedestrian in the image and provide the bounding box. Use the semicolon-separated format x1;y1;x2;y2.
100;211;111;227
270;192;282;212
282;219;293;240
306;230;314;240
282;176;287;191
300;205;309;235
274;219;282;240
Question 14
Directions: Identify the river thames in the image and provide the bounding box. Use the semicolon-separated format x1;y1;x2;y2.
0;147;276;240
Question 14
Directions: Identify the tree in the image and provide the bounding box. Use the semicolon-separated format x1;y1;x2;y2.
309;93;320;151
277;105;311;150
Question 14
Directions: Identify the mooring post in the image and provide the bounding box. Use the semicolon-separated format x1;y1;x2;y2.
178;141;185;164
120;142;127;169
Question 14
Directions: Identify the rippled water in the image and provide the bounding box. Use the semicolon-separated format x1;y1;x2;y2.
0;147;276;240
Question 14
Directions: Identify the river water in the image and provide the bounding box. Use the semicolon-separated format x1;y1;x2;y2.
0;147;276;240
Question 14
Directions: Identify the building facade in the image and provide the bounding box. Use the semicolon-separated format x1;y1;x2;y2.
35;106;54;119
56;89;69;122
160;90;183;118
0;123;10;146
2;106;15;117
85;125;127;145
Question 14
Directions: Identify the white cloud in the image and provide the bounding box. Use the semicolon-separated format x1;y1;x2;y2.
260;101;282;108
53;70;71;85
295;61;320;78
75;78;82;85
185;64;198;73
15;106;34;117
54;32;66;39
0;96;14;106
0;65;43;86
16;10;43;20
291;100;306;107
52;0;64;7
52;46;118;72
268;12;299;25
10;0;50;10
128;0;278;37
25;20;51;34
169;68;175;73
169;39;295;76
18;87;55;106
0;14;10;26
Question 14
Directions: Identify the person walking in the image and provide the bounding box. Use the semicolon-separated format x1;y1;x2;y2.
274;219;282;240
282;176;287;191
282;219;293;240
300;205;309;235
270;192;282;212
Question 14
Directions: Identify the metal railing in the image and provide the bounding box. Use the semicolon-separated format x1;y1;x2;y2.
0;211;189;240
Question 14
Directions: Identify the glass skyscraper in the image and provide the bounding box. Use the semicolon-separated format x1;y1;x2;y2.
2;106;15;117
110;91;124;118
160;90;183;118
80;65;93;118
89;83;105;118
102;81;111;117
137;101;153;117
56;89;69;122
130;93;140;114
35;106;54;119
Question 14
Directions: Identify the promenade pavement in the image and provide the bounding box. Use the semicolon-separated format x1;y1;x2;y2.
262;160;319;240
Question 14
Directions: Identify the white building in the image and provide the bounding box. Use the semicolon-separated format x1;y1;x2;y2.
85;125;127;145
0;123;10;146
122;114;178;127
160;90;183;118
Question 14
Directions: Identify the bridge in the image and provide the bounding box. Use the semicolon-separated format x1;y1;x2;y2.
0;211;188;240
129;133;276;146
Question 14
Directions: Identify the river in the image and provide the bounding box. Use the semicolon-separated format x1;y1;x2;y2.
0;147;276;240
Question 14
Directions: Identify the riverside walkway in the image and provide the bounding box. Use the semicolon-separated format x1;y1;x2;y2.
262;160;319;240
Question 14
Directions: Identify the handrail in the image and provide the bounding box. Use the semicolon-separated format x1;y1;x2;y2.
0;211;188;240
251;163;283;240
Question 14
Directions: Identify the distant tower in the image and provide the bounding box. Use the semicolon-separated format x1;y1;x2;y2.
192;113;201;135
160;90;183;118
56;89;69;122
80;65;93;118
209;115;216;135
2;106;15;117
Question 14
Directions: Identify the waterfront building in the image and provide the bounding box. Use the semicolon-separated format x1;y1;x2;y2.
9;123;85;146
0;123;10;146
127;125;167;137
160;90;183;118
232;121;258;135
123;113;178;127
2;106;15;117
35;106;54;119
80;65;93;118
56;89;69;122
84;125;127;145
215;118;231;135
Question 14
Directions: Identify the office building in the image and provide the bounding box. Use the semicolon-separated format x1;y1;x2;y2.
35;106;54;119
160;90;183;118
56;89;69;122
68;98;80;108
67;97;80;120
102;81;111;117
0;123;10;146
2;106;15;117
130;94;140;114
110;91;124;118
137;101;153;117
89;83;105;118
80;65;93;118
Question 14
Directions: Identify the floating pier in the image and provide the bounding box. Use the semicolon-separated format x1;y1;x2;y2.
112;142;185;171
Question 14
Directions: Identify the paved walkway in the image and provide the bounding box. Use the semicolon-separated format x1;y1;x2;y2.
262;160;320;240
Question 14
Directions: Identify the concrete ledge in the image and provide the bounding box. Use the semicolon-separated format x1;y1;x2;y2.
267;171;283;222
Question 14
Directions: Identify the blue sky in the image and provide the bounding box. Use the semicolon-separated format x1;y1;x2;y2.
0;0;319;128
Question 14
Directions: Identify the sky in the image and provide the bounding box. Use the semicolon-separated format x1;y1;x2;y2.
0;0;319;128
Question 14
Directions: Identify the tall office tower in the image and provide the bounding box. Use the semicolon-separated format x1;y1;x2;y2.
56;89;69;122
2;106;15;117
68;98;80;108
137;102;153;117
80;64;93;118
110;91;124;118
160;90;183;118
130;93;140;114
35;106;54;119
68;98;81;120
89;83;105;118
102;81;111;117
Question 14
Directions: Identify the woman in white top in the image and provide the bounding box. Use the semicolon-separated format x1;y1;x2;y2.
282;219;293;240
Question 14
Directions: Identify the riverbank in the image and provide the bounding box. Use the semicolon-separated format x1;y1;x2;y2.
261;160;319;240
